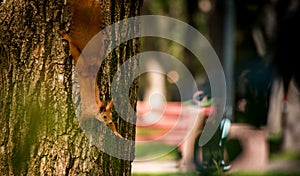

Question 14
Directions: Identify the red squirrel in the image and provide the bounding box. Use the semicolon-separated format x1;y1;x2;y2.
60;0;122;138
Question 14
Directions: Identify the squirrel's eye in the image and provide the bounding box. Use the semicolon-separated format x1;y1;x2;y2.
103;115;107;119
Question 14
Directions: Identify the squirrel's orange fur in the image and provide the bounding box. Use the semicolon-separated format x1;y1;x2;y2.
60;1;122;138
69;0;102;53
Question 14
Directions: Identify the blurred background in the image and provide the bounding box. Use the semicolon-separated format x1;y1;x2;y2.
134;0;300;175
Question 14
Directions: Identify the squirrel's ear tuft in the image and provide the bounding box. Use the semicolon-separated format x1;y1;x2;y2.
106;100;113;111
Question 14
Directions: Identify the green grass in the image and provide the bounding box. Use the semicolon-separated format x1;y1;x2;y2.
132;171;300;176
134;140;300;176
269;150;300;161
135;142;180;160
227;172;300;176
132;173;198;176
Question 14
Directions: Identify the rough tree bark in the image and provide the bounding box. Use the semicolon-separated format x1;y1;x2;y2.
0;0;142;175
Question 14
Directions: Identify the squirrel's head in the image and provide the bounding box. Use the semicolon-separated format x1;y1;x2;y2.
97;100;113;124
96;100;119;134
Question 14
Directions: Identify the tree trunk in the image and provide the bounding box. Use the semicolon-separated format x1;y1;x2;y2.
0;0;142;175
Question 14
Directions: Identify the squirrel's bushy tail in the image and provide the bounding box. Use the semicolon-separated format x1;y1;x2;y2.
69;0;103;52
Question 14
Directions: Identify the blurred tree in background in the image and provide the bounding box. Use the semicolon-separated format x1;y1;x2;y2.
141;0;300;152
